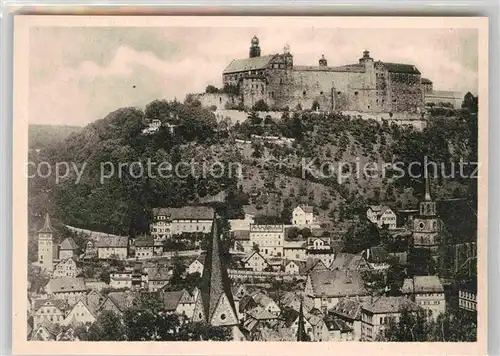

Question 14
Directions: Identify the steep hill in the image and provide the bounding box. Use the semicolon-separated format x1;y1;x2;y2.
27;95;478;238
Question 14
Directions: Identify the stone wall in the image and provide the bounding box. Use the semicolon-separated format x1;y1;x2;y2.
196;93;239;110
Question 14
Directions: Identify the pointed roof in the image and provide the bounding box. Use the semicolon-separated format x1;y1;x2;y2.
199;212;238;325
424;164;432;201
296;300;308;341
59;237;78;250
37;213;53;234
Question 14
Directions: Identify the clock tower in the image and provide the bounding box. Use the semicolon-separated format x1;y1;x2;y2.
412;175;442;252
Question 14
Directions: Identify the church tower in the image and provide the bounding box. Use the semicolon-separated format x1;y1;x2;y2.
37;213;54;272
192;212;243;339
249;36;261;58
412;168;441;252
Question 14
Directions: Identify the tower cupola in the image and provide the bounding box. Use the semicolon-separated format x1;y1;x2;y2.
249;35;261;58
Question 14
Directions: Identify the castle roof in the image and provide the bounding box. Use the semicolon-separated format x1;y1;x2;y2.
152;206;215;220
383;62;421;74
223;55;275;74
37;213;53;234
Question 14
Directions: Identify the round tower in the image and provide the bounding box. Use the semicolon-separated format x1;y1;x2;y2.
249;35;261;58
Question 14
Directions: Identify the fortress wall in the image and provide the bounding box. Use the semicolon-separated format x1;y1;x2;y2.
196;93;239;110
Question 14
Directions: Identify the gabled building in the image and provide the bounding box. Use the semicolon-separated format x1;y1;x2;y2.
360;296;421;341
401;275;445;320
367;205;397;229
98;291;137;316
191;212;245;340
243;251;271;272
62;298;97;327
32;298;68;329
305;269;369;311
52;257;78;279
95;236;129;260
58;237;78;260
329;252;371;271
292;205;315;226
147;268;171;292
151;206;215;241
134;238;154;259
44;277;86;306
188;254;205;276
161;289;197;318
328;297;364;340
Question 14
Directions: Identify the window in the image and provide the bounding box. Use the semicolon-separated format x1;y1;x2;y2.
221;313;226;320
354;91;358;96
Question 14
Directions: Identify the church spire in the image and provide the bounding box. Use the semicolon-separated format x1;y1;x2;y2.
37;213;53;234
424;164;432;201
296;299;308;341
194;212;238;327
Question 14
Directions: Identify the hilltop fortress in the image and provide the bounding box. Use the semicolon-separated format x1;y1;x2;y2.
198;36;463;113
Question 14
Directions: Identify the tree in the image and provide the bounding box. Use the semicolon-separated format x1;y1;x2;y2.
205;85;219;94
287;227;300;240
381;308;428;341
281;198;293;224
342;220;380;254
252;99;269;112
87;311;126;341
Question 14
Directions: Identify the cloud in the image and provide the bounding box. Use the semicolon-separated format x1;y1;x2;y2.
29;27;478;126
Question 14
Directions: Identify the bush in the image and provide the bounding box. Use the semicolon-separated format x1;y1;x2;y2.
252;99;269;112
205;85;219;94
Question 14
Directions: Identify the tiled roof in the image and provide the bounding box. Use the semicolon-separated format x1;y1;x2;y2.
153;206;215;220
162;290;186;311
330;253;369;271
135;238;154;247
329;297;364;320
297;205;314;214
309;269;367;298
233;230;250;241
59;237;78;250
33;297;68;312
106;291;136;312
46;277;86;293
401;276;444;294
147;268;171;281
421;77;433;84
367;246;390;263
95;236;128;248
384;62;421;74
247;306;278;320
324;316;353;332
223;55;275;74
363;296;421;314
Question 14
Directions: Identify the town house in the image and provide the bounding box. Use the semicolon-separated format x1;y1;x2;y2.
292;205;315;226
32;298;67;329
150;206;215;242
328;297;364;340
134;238;154;259
243;251;271;272
58;237;78;260
95;236;129;260
305;269;369;311
360;296;421;341
367;205;397;229
44;277;86;306
62;299;97;327
52;257;77;279
249;224;285;257
401;275;446;321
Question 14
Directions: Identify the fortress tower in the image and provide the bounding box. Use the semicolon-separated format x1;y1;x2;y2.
249;35;261;58
37;213;54;272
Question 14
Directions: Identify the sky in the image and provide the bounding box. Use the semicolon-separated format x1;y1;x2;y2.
29;27;478;126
